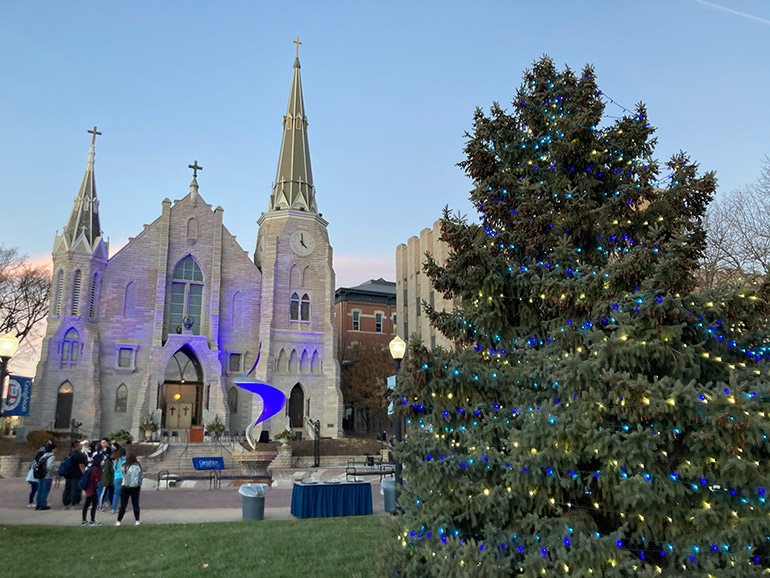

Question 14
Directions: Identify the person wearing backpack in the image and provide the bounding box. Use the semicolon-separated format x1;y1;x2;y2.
34;442;56;510
62;440;88;509
115;452;143;526
25;450;44;508
81;454;103;526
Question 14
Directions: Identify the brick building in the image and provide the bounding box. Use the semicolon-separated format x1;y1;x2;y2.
334;278;397;363
334;278;396;432
29;50;343;441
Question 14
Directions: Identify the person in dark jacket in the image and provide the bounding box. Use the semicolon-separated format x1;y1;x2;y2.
62;440;88;509
81;454;103;526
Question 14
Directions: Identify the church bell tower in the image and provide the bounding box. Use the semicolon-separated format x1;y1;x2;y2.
255;39;342;437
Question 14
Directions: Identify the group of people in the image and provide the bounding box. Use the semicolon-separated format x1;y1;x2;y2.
26;437;144;526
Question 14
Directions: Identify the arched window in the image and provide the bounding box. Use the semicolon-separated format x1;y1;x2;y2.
187;217;198;240
115;384;128;413
164;347;204;383
289;265;299;287
88;273;99;318
231;291;242;327
55;382;73;428
302;266;311;288
310;351;320;373
286;114;292;130
71;270;82;315
61;328;80;368
288;350;298;373
54;269;64;316
228;386;238;414
277;349;287;373
124;282;136;318
290;292;300;321
300;294;310;322
169;256;204;335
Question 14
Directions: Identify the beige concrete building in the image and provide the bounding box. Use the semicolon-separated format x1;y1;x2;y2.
29;51;342;440
395;220;457;350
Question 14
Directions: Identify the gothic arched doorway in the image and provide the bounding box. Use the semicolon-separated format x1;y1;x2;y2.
55;381;73;429
289;384;304;428
162;347;204;429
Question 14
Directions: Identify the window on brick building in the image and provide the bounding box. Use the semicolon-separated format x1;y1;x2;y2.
352;310;360;331
300;294;310;322
61;328;80;368
115;384;127;413
169;256;204;334
375;312;383;333
290;292;300;321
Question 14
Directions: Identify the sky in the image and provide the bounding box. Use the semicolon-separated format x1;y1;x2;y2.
1;0;769;291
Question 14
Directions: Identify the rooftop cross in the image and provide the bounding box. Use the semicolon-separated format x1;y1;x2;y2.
293;36;302;58
188;160;203;178
88;126;102;146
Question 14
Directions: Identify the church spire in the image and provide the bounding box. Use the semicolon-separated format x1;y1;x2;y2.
63;126;102;247
269;37;317;213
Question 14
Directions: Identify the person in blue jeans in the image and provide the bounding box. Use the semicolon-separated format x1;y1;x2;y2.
111;447;126;513
35;443;56;510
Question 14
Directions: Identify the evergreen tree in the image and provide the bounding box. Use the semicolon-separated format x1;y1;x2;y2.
379;57;770;577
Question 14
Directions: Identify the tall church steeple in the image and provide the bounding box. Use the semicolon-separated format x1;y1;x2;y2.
269;37;317;213
62;126;103;250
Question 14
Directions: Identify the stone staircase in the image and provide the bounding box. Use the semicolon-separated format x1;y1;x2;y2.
141;441;240;474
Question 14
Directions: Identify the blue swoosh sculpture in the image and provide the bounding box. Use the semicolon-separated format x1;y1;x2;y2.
233;343;286;427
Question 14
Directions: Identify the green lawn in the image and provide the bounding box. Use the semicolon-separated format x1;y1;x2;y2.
1;516;392;578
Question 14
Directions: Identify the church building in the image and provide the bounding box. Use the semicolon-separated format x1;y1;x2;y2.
28;48;343;440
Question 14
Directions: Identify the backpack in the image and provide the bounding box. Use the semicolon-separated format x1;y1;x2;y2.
78;466;93;490
33;454;48;479
123;464;143;488
57;454;74;478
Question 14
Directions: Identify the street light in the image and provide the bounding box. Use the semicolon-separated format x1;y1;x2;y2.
0;332;20;417
388;335;406;504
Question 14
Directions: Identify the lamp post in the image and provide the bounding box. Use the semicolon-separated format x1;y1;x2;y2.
0;332;21;418
388;335;406;503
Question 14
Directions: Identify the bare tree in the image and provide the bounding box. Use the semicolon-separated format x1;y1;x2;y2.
340;342;392;433
701;157;770;289
0;245;51;346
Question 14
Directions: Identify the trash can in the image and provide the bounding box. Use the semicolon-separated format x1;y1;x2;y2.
381;478;396;513
239;483;268;521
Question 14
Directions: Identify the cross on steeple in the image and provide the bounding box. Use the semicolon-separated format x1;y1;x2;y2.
88;126;102;146
293;36;302;58
188;160;203;178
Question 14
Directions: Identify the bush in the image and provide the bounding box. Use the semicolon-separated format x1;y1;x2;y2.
108;429;134;444
26;429;57;450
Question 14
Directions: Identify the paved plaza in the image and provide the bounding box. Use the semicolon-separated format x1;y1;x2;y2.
0;475;388;526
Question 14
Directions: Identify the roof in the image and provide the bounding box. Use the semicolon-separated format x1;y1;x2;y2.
335;278;396;304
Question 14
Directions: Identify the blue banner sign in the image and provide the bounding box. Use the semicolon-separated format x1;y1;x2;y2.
192;457;224;470
3;375;31;416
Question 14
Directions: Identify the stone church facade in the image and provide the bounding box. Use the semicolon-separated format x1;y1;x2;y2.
28;51;342;440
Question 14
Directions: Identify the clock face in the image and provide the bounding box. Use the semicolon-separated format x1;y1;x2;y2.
290;230;314;256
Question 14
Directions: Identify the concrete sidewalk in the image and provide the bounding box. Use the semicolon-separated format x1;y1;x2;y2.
0;477;388;526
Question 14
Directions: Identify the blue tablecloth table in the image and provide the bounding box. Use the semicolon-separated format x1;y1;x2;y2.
291;481;373;518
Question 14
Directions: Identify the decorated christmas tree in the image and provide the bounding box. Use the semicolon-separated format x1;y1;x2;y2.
379;57;770;577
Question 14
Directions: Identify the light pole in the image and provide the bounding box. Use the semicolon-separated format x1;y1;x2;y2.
388;335;406;503
0;332;21;418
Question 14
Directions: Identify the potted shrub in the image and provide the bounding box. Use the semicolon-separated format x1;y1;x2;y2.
274;429;296;444
206;414;225;437
139;415;158;441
